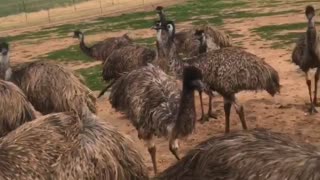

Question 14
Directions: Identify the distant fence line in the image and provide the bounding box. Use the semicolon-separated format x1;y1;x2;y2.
0;0;162;32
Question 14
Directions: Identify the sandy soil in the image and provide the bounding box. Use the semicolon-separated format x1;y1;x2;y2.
5;1;320;177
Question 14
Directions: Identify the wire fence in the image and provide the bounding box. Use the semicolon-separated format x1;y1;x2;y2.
0;0;162;32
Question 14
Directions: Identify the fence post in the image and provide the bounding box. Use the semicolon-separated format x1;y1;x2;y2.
72;0;77;11
47;9;51;23
99;0;103;14
22;0;28;23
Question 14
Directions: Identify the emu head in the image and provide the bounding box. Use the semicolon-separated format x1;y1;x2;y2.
194;29;206;43
0;42;9;56
155;6;164;15
73;30;84;40
122;33;132;42
165;21;176;38
152;20;175;42
305;5;316;28
0;41;11;80
306;5;316;20
183;66;206;93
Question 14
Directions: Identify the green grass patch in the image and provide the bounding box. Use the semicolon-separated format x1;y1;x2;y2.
42;44;92;62
270;32;303;49
223;9;300;19
6;0;249;42
0;0;87;17
252;22;309;40
76;65;103;91
224;30;245;39
251;22;317;49
252;23;320;48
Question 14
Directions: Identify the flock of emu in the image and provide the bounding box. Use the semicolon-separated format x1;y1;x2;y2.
0;4;319;180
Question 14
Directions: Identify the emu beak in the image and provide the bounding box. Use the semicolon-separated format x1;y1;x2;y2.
151;25;161;30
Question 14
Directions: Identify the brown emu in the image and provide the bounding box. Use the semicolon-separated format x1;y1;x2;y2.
0;80;36;137
109;64;209;174
98;44;156;98
155;129;320;180
292;5;320;114
73;30;132;62
0;111;148;179
159;21;280;133
0;42;96;116
155;6;232;57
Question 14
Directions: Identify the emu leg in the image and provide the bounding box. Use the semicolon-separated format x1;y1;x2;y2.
223;97;232;133
169;139;180;160
199;93;217;123
97;79;115;98
314;68;320;106
232;96;248;130
306;72;317;114
207;94;218;119
146;138;157;174
198;91;206;122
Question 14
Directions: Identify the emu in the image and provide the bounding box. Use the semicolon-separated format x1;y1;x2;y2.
155;6;232;57
0;42;96;116
292;5;320;114
158;21;280;133
0;79;36;137
155;129;320;180
0;111;148;179
98;44;156;98
109;64;210;174
73;30;132;62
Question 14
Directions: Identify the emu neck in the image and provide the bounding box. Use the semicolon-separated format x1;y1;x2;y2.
306;19;320;59
172;87;196;138
0;52;10;80
156;33;183;77
199;38;208;54
79;35;92;58
159;12;166;24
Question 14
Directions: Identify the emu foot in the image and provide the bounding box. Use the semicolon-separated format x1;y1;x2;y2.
199;114;210;123
208;112;218;119
308;105;318;114
199;113;218;123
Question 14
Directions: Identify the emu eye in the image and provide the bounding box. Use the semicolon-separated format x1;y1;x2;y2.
167;24;173;32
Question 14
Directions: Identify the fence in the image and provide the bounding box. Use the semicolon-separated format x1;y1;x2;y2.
0;0;163;32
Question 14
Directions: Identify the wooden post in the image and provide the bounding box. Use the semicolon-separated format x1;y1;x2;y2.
99;0;103;14
47;9;51;23
72;0;77;11
22;0;28;23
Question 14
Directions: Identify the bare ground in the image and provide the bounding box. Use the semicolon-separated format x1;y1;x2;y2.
5;1;320;177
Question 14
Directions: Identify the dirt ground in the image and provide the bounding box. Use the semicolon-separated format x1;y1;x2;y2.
4;1;320;177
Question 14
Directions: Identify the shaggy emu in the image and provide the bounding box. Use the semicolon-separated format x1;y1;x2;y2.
0;80;36;137
155;6;232;57
109;64;209;174
98;44;156;98
0;42;96;116
292;5;320;114
0;42;11;80
159;21;280;132
0;111;148;179
73;30;132;62
155;129;320;180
